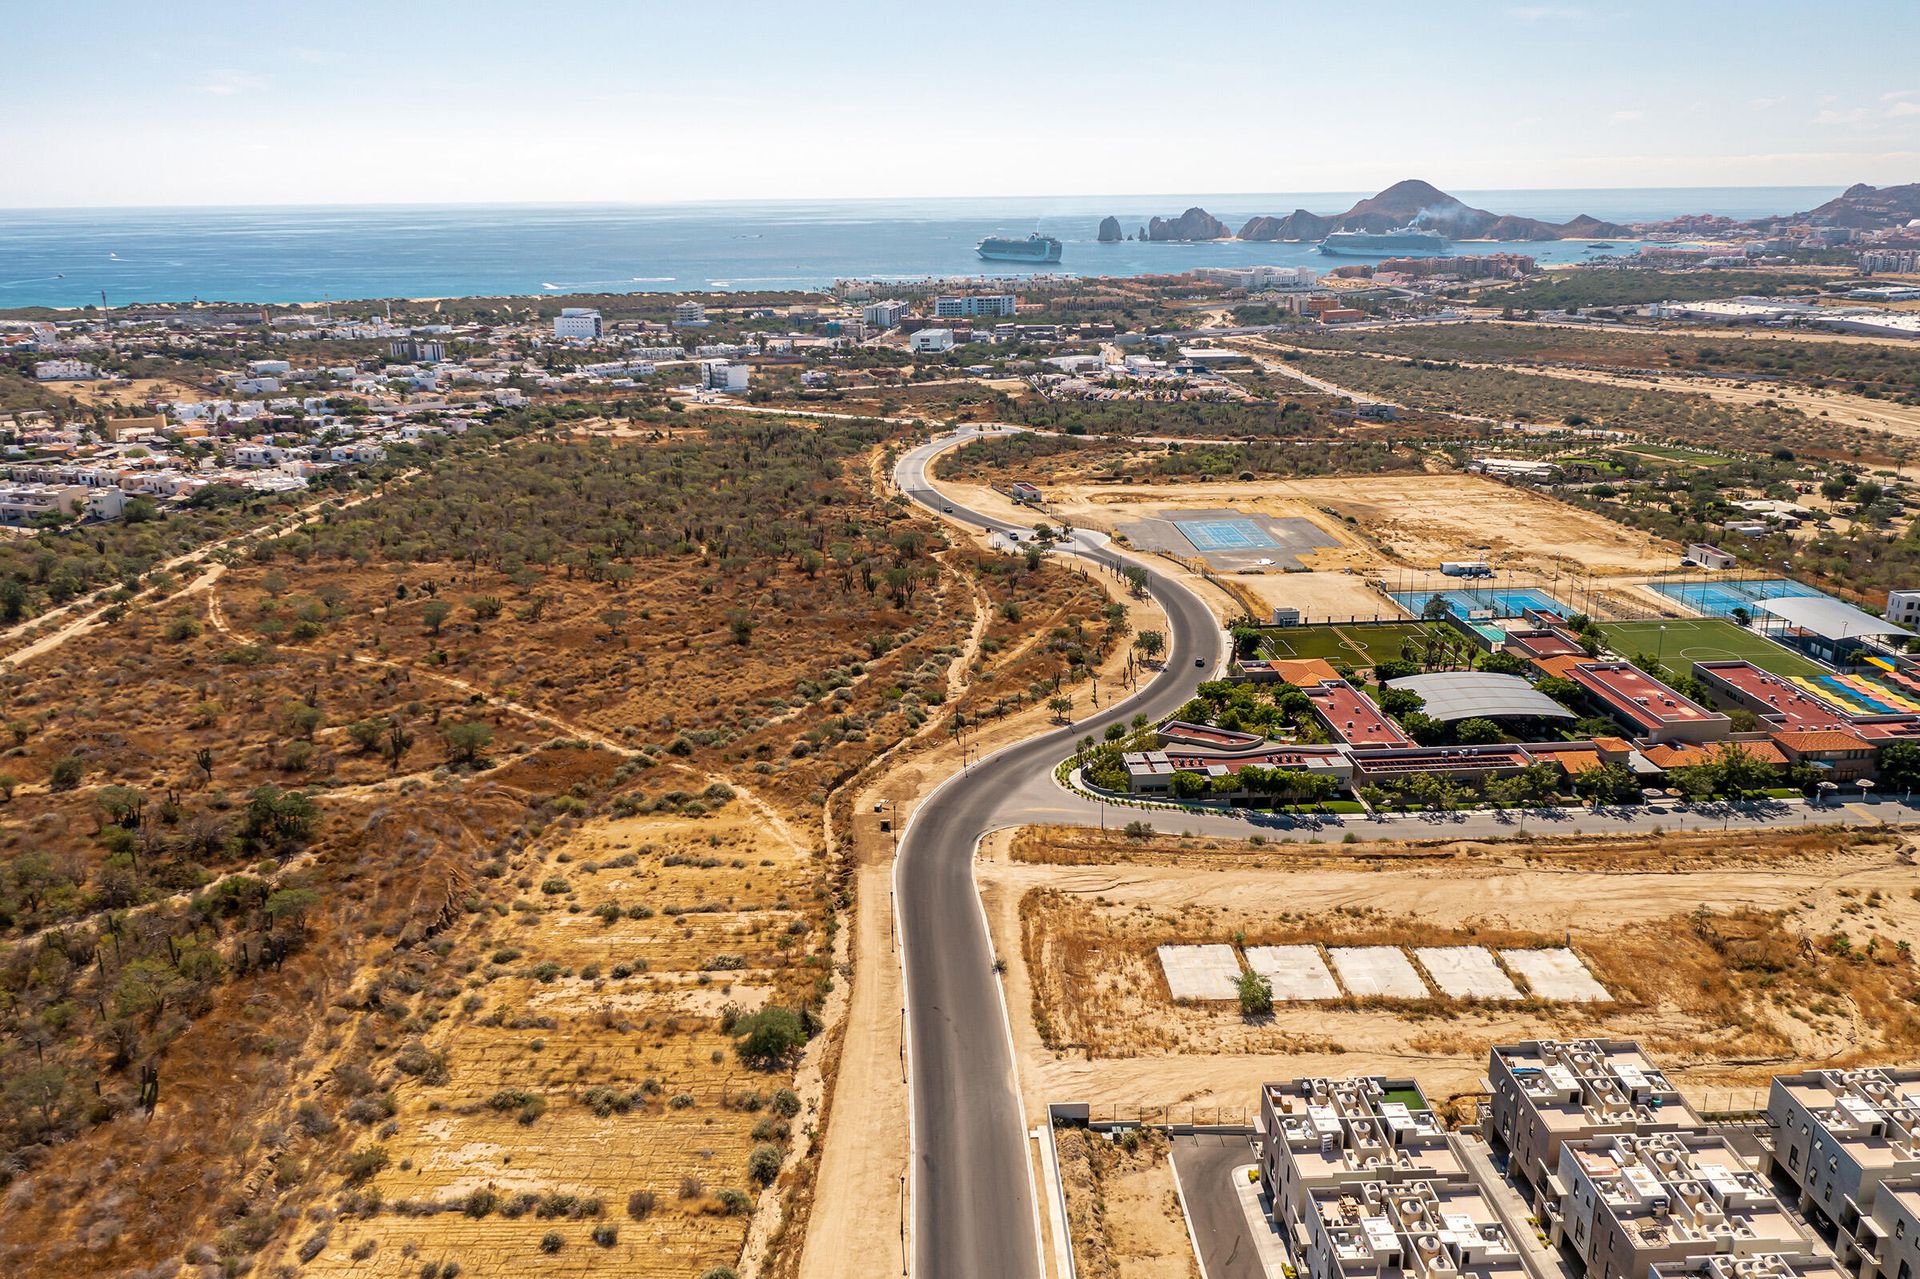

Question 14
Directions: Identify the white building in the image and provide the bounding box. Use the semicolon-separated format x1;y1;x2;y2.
1886;590;1920;628
698;359;750;392
674;301;709;327
933;294;1017;319
910;328;955;354
34;358;99;381
553;308;604;341
862;300;909;330
1194;265;1320;290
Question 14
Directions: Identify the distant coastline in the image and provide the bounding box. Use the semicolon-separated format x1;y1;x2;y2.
0;187;1845;311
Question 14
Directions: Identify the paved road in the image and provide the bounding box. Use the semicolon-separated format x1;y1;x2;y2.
1170;1134;1270;1279
891;427;1222;1279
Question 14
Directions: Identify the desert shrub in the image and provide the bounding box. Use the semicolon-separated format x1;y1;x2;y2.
732;1007;807;1068
747;1143;783;1185
340;1145;389;1184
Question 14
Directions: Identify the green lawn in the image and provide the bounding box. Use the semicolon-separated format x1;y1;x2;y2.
1595;618;1830;679
1612;444;1734;468
1261;621;1443;668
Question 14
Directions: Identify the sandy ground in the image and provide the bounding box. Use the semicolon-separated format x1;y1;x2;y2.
974;474;1673;577
55;375;201;409
980;825;1920;1125
1228;570;1400;624
1054;1127;1200;1279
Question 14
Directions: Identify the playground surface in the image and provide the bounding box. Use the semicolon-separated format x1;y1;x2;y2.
1595;618;1832;680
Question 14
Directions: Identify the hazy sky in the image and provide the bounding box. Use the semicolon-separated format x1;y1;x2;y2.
6;0;1918;207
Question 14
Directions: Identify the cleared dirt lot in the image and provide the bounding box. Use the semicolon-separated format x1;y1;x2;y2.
985;824;1920;1116
976;474;1674;576
1229;570;1398;623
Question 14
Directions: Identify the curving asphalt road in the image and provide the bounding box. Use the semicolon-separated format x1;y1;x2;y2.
890;427;1223;1279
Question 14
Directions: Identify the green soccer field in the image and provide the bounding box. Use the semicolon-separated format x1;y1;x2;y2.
1595;618;1830;680
1261;622;1444;668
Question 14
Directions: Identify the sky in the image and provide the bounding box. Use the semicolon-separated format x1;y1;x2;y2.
4;0;1918;208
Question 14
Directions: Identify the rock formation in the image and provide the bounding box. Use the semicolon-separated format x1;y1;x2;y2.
1145;207;1231;241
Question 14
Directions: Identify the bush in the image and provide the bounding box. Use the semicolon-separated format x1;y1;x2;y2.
48;754;85;791
769;1087;802;1118
626;1189;657;1220
748;1143;783;1185
340;1145;390;1184
539;1231;564;1254
715;1188;750;1215
1236;969;1274;1017
732;1007;808;1068
591;1223;618;1247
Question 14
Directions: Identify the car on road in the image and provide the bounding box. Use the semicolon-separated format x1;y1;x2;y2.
1195;657;1206;667
942;504;954;513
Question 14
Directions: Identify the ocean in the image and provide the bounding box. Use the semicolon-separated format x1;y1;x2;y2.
0;187;1840;311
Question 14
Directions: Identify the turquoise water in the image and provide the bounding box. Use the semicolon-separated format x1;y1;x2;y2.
0;187;1841;309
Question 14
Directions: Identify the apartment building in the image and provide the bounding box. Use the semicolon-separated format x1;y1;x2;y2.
1556;1132;1812;1279
932;293;1017;318
1302;1178;1532;1279
862;299;909;329
1859;1178;1920;1279
1650;1253;1849;1279
1488;1040;1701;1208
1258;1077;1462;1235
673;300;709;327
1765;1069;1920;1253
698;359;750;392
552;308;604;341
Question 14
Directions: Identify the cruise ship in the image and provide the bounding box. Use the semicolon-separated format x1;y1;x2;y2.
1317;227;1450;256
976;233;1063;264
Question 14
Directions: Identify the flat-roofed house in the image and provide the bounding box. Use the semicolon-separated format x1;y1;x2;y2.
1258;1077;1461;1238
1302;1177;1534;1279
1487;1039;1702;1210
1766;1068;1920;1263
1556;1132;1811;1279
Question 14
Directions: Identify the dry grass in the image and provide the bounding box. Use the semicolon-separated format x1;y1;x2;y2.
1053;1126;1199;1279
288;806;820;1279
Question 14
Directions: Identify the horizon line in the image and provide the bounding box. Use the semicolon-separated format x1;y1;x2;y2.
0;182;1852;216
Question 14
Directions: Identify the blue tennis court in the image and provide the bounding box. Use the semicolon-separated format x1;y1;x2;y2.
1392;588;1563;620
1175;518;1278;552
1647;577;1833;618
